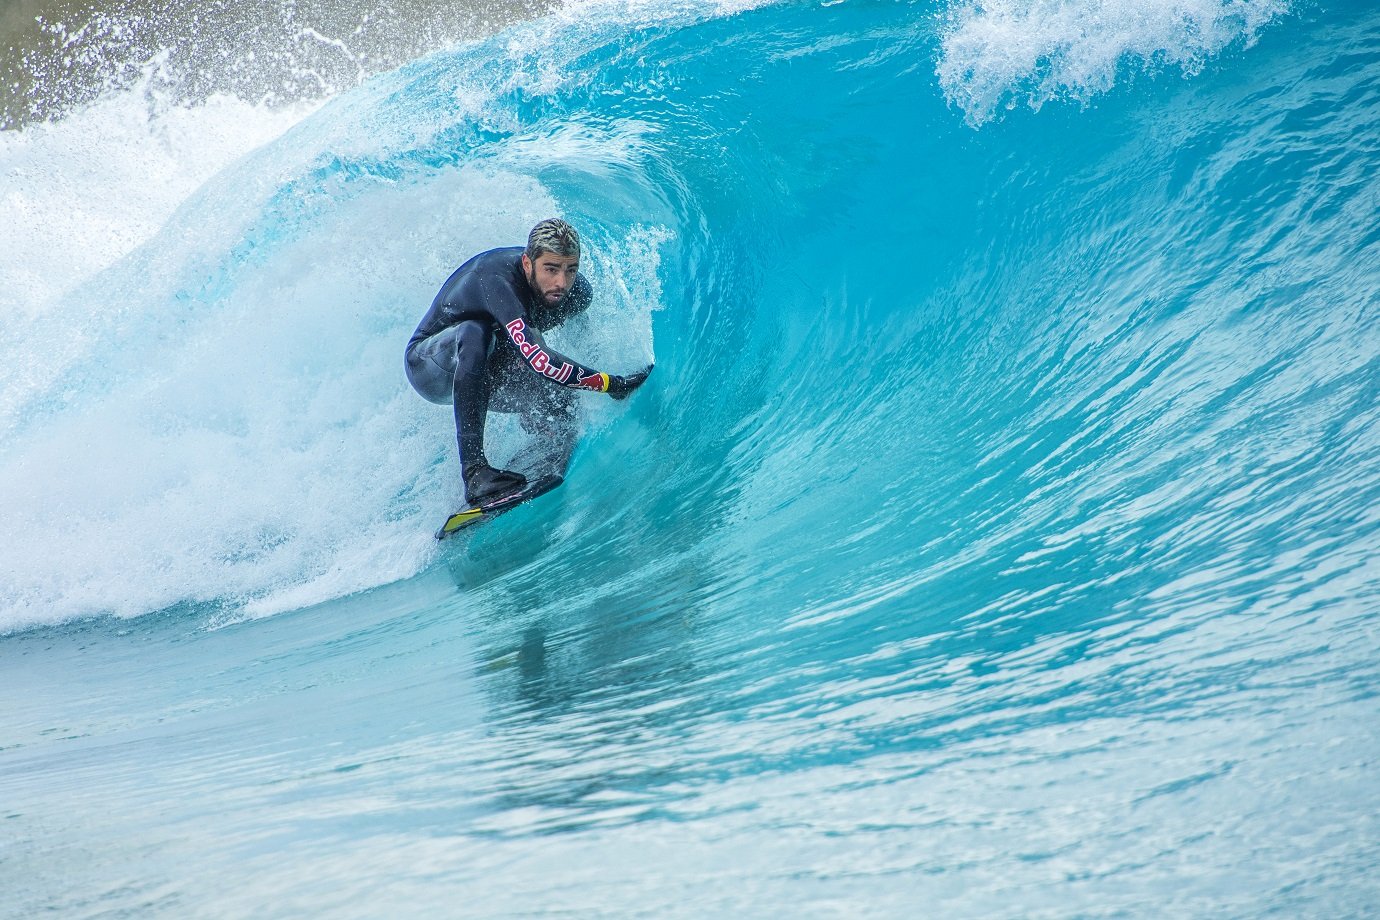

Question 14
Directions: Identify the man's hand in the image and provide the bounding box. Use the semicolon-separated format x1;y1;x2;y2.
608;364;654;400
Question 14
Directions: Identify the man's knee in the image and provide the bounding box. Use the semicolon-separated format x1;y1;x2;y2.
454;321;492;378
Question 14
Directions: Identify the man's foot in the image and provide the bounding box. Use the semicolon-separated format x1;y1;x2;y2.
464;461;527;505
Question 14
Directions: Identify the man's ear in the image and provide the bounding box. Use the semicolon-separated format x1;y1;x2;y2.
521;253;532;274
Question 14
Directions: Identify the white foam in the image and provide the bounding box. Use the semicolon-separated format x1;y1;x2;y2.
0;80;317;318
937;0;1289;125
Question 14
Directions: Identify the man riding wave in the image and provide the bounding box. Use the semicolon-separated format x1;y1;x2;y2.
405;219;653;504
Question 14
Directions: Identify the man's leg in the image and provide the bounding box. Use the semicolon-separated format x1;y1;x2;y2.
450;321;526;502
449;322;490;474
404;321;526;503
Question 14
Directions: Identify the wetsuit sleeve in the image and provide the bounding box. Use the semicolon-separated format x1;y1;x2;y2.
481;275;612;393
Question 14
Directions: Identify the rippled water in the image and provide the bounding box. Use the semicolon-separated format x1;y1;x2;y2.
3;0;1379;914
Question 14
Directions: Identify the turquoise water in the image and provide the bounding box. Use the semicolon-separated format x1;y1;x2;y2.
3;0;1380;914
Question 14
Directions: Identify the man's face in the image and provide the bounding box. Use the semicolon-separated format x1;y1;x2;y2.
523;252;579;307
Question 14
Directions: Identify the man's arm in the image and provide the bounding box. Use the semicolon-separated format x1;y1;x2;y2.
502;314;614;392
479;275;615;393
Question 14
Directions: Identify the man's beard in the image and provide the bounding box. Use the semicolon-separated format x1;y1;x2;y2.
527;268;566;306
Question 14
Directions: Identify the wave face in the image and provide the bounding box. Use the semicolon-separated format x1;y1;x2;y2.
4;0;1380;914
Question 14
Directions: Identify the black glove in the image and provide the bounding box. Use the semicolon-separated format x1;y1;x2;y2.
607;364;654;400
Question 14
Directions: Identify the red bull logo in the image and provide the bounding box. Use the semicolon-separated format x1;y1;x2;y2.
505;318;573;383
577;371;610;392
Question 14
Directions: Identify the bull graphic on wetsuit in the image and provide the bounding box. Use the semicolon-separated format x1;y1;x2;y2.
405;246;644;504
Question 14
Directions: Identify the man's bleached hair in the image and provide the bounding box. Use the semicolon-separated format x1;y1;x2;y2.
526;218;581;261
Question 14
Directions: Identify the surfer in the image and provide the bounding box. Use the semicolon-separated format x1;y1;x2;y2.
405;218;653;504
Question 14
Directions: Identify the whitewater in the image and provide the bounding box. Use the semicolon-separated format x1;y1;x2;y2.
3;0;1379;914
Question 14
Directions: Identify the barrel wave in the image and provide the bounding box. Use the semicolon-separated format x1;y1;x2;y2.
3;0;1379;914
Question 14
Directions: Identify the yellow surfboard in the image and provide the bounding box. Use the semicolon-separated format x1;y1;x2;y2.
434;473;564;540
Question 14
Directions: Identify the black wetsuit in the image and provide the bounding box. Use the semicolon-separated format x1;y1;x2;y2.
405;247;612;484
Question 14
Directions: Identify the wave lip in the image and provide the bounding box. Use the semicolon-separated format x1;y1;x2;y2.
937;0;1290;124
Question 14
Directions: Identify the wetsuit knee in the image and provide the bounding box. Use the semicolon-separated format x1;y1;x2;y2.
453;320;492;378
405;321;496;404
